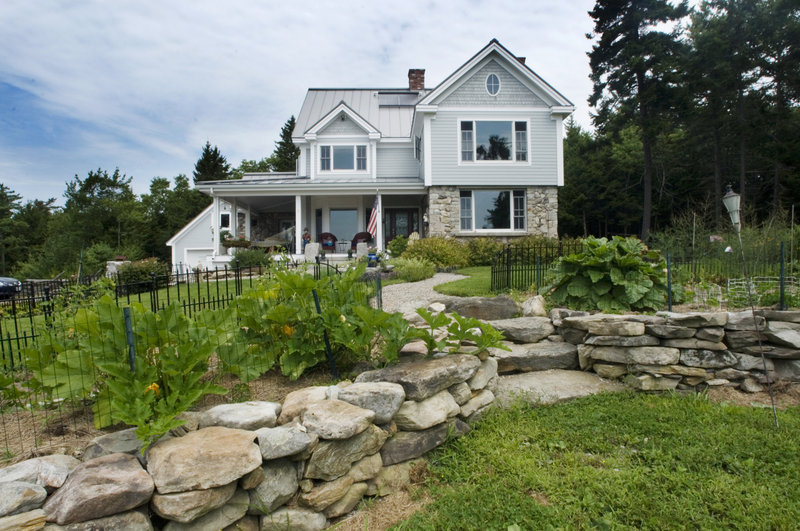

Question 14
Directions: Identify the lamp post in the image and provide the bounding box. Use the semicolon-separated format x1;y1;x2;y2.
722;185;779;427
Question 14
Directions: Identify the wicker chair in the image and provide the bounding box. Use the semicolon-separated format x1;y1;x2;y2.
318;232;337;253
351;232;372;249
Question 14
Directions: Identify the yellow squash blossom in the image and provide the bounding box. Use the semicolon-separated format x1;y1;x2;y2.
144;383;160;395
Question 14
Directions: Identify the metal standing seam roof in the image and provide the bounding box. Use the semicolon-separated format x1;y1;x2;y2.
293;89;428;140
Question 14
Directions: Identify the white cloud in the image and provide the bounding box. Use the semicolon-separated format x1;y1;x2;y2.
0;0;596;203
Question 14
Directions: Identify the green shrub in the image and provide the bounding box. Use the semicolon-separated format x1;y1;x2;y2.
116;258;168;293
392;257;435;282
404;237;469;268
466;238;504;266
233;248;267;269
387;235;409;257
82;243;115;276
545;236;668;312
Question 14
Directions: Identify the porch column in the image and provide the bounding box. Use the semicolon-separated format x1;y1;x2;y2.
211;194;220;257
230;198;238;238
376;194;384;251
295;195;302;255
245;205;251;240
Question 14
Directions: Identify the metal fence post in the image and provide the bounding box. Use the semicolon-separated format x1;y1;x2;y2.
667;253;673;311
311;288;339;379
779;241;786;311
150;272;158;313
376;275;383;310
123;307;136;372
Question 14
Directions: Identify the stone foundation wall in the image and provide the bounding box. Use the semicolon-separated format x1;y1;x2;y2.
426;185;558;240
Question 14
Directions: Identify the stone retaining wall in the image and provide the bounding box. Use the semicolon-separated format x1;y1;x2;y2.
0;354;498;530
2;306;798;530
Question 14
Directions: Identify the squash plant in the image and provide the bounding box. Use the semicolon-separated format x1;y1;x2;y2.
545;236;668;312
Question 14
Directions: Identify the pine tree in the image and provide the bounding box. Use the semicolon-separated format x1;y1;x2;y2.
268;116;300;172
588;0;689;241
193;141;232;183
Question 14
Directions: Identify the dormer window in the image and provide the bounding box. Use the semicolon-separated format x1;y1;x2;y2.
320;145;367;171
486;73;500;96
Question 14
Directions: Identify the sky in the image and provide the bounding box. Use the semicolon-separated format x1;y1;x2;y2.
0;0;598;205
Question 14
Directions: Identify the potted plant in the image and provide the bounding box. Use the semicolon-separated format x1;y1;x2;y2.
221;233;252;249
367;247;379;267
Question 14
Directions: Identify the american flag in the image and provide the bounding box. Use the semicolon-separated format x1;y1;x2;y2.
367;196;379;237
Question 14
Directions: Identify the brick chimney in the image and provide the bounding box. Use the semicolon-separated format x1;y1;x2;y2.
516;57;526;65
408;69;425;91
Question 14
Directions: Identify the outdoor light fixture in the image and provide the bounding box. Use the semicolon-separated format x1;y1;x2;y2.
722;185;741;233
722;185;779;428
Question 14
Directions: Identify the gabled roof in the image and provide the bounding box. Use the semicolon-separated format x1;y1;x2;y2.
418;39;574;109
294;89;426;141
304;101;380;139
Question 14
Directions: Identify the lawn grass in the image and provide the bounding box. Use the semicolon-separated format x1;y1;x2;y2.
434;267;492;297
395;392;800;530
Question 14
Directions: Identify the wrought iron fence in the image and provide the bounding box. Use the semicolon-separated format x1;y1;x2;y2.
491;241;583;292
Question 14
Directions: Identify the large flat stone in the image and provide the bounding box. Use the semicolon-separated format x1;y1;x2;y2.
301;399;375;440
763;321;800;349
773;360;800;381
584;335;659;347
726;311;766;331
298;477;353;512
630;364;709;378
695;327;725;342
260;508;327;531
0;509;46;531
658;311;728;328
494;342;578;373
41;509;152;530
305;425;388;481
493;370;625;407
441;295;520;320
152;482;236;523
488;317;555;343
662;338;727;351
756;310;800;323
380;419;470;466
460;389;495;418
468;357;498;390
0;455;80;489
324;482;369;518
644;324;695;339
43;453;154;526
355;355;481;400
198;401;281;431
586;346;680;366
163;489;249;531
147;427;261;494
346;453;383;482
725;330;768;350
739;344;800;359
680;349;737;368
734;353;775;372
82;428;142;462
393;391;460;431
332;382;405;425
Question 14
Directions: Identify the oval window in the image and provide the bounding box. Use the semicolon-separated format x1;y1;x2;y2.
486;73;500;95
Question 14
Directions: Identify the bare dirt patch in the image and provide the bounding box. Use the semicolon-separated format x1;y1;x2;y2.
706;381;800;408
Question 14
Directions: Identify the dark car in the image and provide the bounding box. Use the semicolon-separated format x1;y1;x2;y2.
0;277;21;300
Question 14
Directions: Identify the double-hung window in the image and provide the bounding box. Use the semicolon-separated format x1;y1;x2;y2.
459;189;526;231
459;120;528;163
319;144;367;172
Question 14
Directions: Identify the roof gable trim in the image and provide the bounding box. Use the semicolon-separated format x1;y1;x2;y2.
304;101;381;139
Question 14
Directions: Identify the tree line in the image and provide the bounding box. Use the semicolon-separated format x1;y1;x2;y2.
0;117;298;278
561;0;799;240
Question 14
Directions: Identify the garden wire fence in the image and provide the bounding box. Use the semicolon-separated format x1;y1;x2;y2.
1;259;381;461
491;240;797;310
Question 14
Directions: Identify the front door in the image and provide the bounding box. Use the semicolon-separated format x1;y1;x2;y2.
384;208;419;243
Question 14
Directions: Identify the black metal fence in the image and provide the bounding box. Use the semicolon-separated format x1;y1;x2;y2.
491;241;583;292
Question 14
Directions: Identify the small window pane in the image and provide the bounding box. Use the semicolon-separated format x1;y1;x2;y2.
320;146;331;171
513;190;525;229
515;122;527;161
356;145;367;170
333;146;354;170
461;122;474;161
486;74;500;95
220;213;230;228
460;191;473;230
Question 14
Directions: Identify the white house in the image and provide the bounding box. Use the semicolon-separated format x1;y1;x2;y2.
168;39;574;271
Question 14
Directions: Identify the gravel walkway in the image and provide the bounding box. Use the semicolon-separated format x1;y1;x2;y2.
381;272;466;315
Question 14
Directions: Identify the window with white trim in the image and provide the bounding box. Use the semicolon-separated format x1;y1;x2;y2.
459;120;528;162
319;144;367;171
486;73;500;95
459;189;526;231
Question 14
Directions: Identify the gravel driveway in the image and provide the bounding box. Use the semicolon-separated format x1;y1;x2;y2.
381;272;466;316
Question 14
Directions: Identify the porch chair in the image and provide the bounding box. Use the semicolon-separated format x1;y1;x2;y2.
318;232;337;253
351;232;372;249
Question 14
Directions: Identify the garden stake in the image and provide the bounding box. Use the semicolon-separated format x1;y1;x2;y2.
123;307;136;373
312;288;339;379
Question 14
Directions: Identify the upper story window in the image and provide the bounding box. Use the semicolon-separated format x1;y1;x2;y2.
460;120;528;162
486;73;500;96
320;144;367;171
